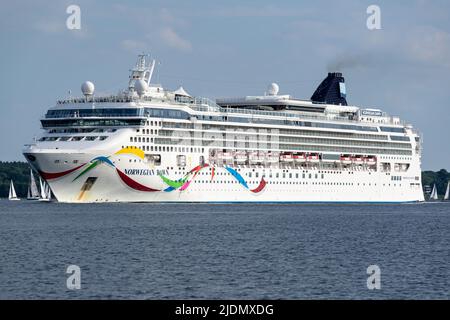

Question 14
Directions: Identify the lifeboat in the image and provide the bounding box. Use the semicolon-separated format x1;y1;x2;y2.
221;151;234;161
293;152;307;163
307;153;320;163
266;152;279;163
257;152;266;163
235;151;247;163
248;151;260;164
280;152;294;162
352;155;364;165
340;154;352;165
363;156;377;166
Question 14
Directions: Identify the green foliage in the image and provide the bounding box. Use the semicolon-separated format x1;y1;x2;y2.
0;162;31;198
422;169;450;197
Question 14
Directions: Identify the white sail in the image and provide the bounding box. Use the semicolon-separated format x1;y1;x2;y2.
444;182;450;201
45;183;52;200
9;180;19;200
39;177;46;199
30;170;40;199
430;184;438;200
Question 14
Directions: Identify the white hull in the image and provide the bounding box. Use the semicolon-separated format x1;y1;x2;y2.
26;150;424;203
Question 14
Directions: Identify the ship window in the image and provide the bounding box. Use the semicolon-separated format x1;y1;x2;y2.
99;136;107;141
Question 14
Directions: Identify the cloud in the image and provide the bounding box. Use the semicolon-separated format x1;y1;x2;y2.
206;4;311;17
33;19;91;39
121;39;149;52
34;20;65;34
405;26;450;68
159;27;192;52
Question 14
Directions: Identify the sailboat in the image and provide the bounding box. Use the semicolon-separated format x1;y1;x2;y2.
444;182;449;201
8;180;20;201
429;184;439;201
38;177;52;202
27;170;40;200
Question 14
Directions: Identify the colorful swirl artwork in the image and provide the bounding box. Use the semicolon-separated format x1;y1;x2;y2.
38;148;267;194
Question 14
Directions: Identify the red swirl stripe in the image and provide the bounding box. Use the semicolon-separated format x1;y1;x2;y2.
39;163;86;180
251;178;267;193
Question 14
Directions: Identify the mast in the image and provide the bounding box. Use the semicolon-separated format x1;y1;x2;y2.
127;54;156;91
444;182;450;201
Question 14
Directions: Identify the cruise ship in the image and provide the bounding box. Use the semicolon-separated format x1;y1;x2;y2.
23;54;424;203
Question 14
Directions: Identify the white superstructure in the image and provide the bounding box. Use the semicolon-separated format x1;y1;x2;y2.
23;55;424;203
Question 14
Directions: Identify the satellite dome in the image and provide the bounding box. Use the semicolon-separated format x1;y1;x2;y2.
267;83;279;96
81;81;95;96
134;79;148;97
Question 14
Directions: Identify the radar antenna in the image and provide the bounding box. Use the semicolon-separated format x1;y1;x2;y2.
128;53;156;91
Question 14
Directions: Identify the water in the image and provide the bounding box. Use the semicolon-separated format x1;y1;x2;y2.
0;200;448;299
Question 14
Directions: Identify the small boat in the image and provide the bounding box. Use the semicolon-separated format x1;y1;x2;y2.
352;155;364;165
248;151;260;164
9;180;20;201
444;182;449;201
27;170;40;201
429;184;438;201
280;152;294;162
266;152;279;163
257;152;266;163
364;156;377;166
340;154;352;165
221;151;234;161
293;152;306;163
307;152;320;163
234;151;247;163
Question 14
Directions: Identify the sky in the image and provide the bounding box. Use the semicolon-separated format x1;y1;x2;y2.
0;0;449;170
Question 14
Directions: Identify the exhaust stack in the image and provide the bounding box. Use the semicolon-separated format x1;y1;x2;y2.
311;72;348;106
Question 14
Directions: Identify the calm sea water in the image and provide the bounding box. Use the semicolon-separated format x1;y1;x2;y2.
0;199;448;299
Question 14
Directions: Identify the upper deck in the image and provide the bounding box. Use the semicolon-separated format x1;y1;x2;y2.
41;55;412;132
